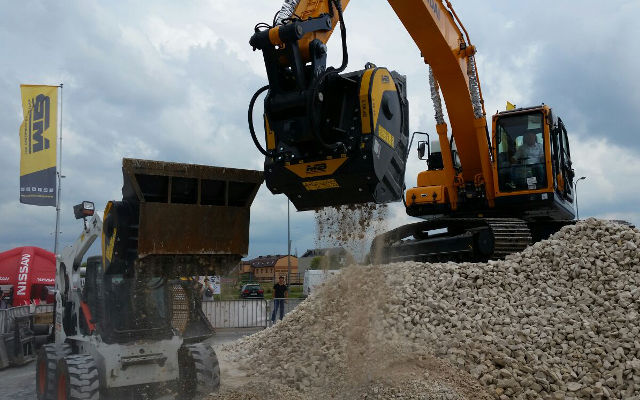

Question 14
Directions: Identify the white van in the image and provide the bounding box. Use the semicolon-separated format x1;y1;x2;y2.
303;270;341;296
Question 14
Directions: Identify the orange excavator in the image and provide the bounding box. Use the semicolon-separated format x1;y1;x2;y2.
248;0;576;262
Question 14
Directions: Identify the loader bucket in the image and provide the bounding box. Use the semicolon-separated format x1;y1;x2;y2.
116;158;263;276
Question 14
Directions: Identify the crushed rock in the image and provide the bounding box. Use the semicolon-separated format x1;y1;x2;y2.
206;381;308;400
314;203;388;261
215;218;640;399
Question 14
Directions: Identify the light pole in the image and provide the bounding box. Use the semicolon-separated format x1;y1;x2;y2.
574;176;587;220
287;199;291;285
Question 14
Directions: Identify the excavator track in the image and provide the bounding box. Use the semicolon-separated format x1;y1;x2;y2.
483;218;532;258
371;217;533;264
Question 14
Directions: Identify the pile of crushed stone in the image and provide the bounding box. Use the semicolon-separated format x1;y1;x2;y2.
210;219;640;399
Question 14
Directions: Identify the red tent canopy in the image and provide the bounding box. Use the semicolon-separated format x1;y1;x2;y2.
0;246;55;306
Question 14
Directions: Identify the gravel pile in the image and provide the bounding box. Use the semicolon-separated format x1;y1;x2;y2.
216;218;640;399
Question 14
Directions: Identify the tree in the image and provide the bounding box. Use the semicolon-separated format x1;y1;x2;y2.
309;256;327;270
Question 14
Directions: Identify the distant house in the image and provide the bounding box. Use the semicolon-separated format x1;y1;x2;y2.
236;261;253;282
298;247;355;274
242;254;298;283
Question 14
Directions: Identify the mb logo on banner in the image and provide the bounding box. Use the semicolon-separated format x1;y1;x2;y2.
19;85;58;207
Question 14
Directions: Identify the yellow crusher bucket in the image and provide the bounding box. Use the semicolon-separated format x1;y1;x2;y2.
260;67;409;211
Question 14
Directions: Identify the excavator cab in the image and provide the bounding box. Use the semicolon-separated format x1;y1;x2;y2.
495;112;548;192
492;106;575;221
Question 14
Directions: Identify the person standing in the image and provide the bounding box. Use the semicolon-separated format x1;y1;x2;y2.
0;289;9;310
201;276;214;301
271;276;288;324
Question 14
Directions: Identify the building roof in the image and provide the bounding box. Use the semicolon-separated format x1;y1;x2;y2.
301;247;350;258
244;254;297;268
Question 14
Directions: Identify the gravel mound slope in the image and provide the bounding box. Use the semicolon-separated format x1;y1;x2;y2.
210;219;640;399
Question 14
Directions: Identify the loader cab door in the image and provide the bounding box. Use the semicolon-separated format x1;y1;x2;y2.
494;111;549;193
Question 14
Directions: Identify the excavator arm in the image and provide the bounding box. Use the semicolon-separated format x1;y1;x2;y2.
250;1;578;263
249;0;495;211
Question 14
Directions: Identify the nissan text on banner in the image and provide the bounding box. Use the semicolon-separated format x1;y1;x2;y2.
19;85;58;206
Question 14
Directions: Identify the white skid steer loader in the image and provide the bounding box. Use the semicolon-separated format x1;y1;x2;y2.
35;159;263;399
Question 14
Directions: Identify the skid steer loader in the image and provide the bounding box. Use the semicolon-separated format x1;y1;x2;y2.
35;159;263;399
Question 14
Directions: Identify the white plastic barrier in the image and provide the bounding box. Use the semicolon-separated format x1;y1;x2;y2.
202;299;268;329
0;306;31;334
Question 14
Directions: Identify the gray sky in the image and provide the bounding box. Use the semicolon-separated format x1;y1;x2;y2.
1;0;638;259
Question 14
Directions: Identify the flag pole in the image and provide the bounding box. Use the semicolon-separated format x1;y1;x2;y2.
54;83;63;257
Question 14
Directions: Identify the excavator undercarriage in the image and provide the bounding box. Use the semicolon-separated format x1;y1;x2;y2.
371;217;577;264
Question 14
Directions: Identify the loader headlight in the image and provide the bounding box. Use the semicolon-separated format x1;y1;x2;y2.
73;201;95;219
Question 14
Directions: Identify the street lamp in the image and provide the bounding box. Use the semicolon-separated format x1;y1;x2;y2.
574;176;587;220
287;199;291;285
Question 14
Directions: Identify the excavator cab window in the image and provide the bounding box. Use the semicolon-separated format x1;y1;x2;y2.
496;112;548;192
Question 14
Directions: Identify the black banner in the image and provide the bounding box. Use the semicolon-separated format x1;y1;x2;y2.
19;166;56;206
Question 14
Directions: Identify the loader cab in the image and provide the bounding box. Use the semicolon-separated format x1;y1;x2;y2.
82;255;174;343
492;106;575;220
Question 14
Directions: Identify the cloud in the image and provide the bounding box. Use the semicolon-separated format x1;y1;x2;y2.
0;0;638;263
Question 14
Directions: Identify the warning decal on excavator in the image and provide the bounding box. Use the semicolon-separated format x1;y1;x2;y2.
378;125;395;148
302;179;340;191
105;228;116;262
264;115;276;150
359;68;375;134
285;158;347;178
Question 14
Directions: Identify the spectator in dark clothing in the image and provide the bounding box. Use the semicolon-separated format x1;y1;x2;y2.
271;276;288;323
0;289;9;310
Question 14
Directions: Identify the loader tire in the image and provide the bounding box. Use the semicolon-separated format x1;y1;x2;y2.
178;343;220;399
33;323;52;335
36;343;72;400
56;354;100;400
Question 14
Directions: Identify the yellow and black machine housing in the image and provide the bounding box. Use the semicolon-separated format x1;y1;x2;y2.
249;11;409;211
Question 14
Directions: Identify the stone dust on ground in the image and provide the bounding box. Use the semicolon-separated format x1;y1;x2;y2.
207;219;640;400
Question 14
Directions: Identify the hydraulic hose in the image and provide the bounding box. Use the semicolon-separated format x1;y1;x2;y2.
248;85;272;157
250;0;349;155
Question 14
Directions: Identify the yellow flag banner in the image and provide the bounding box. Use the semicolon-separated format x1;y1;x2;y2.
19;85;58;206
506;101;516;111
